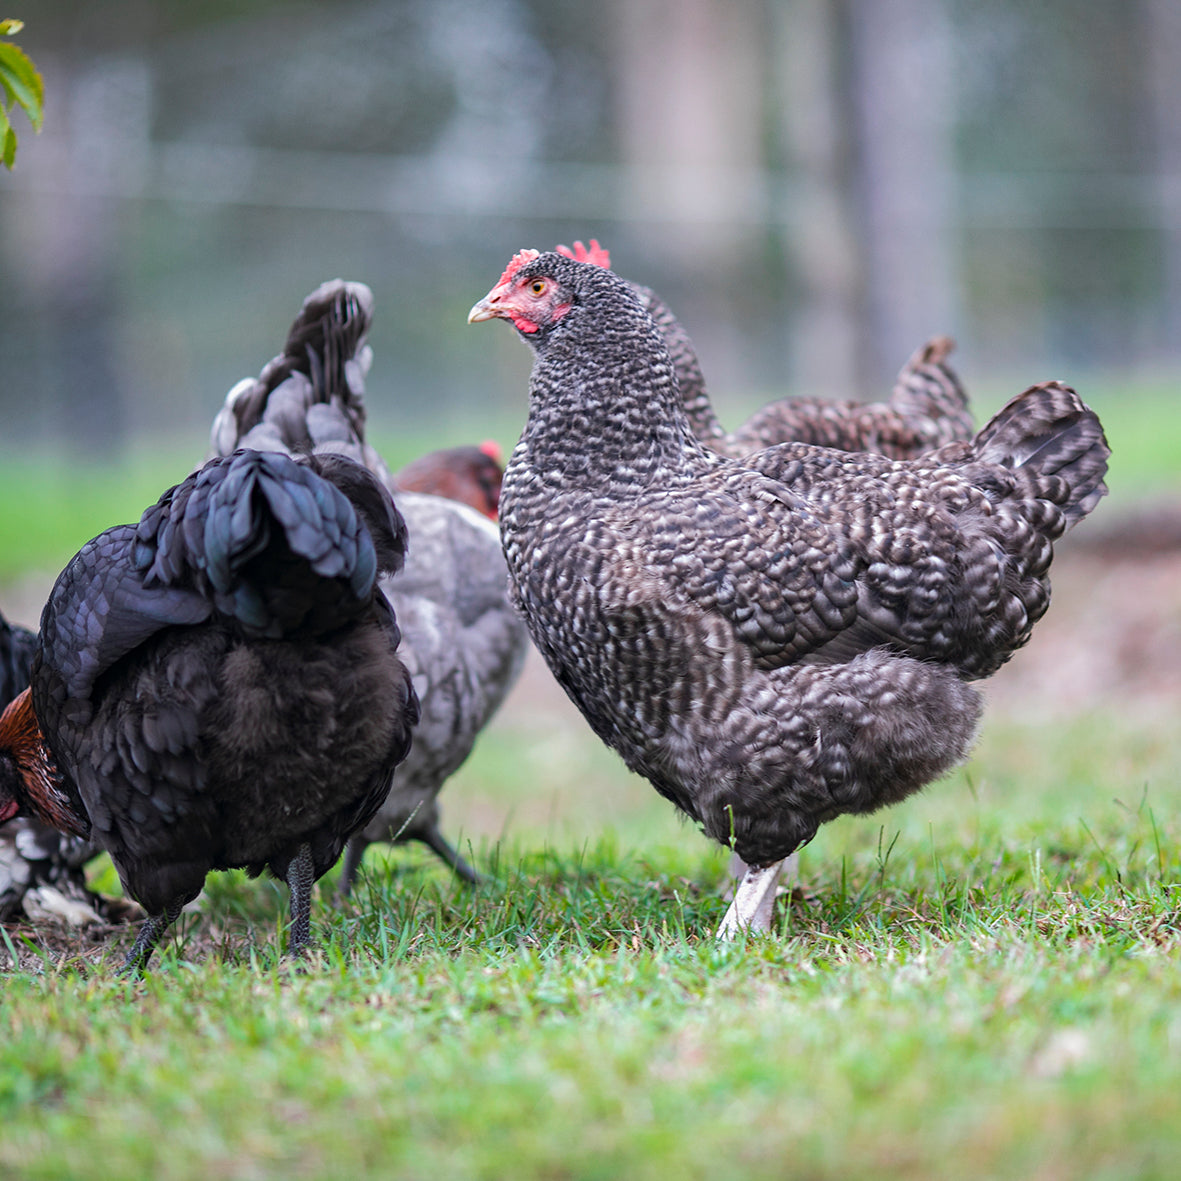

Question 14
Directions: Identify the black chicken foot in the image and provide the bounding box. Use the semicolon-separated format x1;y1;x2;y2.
417;824;483;885
119;900;184;976
285;842;316;958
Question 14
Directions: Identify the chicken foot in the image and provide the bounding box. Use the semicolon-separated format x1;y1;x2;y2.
285;842;316;957
338;824;482;898
417;825;482;885
716;857;789;938
120;900;184;975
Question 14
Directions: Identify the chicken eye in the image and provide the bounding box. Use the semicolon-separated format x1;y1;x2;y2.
529;280;546;295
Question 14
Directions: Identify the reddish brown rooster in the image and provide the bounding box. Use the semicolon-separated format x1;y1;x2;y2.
391;442;505;520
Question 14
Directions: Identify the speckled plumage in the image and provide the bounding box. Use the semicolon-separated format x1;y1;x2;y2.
5;450;417;969
208;280;527;887
476;253;1110;873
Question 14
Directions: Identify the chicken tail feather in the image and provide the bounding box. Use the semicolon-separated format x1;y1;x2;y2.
970;381;1111;531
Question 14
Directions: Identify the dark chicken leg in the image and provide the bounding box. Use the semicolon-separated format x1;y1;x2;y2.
418;828;482;885
338;817;482;897
120;900;185;976
285;843;316;957
119;842;318;973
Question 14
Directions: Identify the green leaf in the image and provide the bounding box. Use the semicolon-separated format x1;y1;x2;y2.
0;19;23;36
1;127;14;171
0;41;44;131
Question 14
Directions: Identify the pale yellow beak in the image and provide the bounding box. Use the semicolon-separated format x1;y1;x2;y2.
467;286;507;324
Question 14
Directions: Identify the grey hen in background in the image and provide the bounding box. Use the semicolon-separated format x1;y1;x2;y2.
209;279;528;891
556;241;974;460
470;250;1110;938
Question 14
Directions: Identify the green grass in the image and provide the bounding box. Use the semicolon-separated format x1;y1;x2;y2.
1;709;1180;1181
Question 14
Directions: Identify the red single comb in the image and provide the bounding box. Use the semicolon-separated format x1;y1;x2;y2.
496;249;541;287
555;239;611;269
478;439;504;463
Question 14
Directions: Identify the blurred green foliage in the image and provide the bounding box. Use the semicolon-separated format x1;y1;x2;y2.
0;18;43;168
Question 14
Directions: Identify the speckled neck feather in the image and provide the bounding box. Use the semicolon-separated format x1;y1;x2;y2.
509;254;713;494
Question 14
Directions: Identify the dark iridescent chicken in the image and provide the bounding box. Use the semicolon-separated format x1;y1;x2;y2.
556;240;973;460
470;251;1110;936
209;280;527;891
0;450;417;970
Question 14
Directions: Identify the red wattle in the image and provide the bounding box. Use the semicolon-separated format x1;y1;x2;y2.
513;317;539;334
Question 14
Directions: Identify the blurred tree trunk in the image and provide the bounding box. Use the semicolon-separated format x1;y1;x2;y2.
1144;0;1181;359
613;0;764;393
614;0;761;261
847;0;960;385
772;0;864;399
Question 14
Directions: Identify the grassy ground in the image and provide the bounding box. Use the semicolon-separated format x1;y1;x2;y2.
1;377;1178;1178
1;705;1179;1181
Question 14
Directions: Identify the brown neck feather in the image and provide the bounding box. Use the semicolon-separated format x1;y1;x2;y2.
0;689;90;839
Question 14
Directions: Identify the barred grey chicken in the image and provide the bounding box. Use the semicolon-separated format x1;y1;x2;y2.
469;250;1110;936
209;280;527;891
556;240;973;460
0;607;112;925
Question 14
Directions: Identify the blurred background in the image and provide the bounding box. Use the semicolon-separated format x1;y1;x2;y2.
0;0;1178;851
2;0;1179;451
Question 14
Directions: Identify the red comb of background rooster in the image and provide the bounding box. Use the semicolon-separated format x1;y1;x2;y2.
556;240;611;269
478;439;504;463
496;249;541;287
